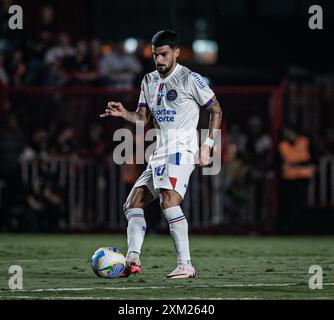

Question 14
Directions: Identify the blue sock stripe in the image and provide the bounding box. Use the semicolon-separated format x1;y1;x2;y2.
168;215;186;223
125;209;145;220
127;214;145;219
169;217;187;224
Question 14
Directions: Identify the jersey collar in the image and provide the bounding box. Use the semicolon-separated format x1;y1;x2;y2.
159;63;181;83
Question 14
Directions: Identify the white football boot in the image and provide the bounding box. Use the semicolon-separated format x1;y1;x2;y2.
166;264;197;279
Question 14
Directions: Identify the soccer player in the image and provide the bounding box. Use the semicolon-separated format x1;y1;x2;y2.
100;30;222;279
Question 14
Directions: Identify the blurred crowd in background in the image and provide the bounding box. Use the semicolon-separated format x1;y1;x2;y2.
1;107;330;234
0;4;146;89
0;1;334;234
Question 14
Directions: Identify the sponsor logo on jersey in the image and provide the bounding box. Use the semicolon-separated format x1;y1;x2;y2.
191;72;206;89
154;164;166;177
152;109;177;122
166;89;178;101
157;83;165;105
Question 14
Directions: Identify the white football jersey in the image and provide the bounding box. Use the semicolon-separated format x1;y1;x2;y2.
138;63;215;157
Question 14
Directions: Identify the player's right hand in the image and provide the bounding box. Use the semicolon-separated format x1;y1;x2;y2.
99;101;126;118
195;144;211;167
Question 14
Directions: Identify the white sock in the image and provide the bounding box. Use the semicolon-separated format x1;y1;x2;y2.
125;208;147;259
163;206;192;265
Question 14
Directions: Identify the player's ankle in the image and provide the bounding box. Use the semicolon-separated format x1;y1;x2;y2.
127;251;140;260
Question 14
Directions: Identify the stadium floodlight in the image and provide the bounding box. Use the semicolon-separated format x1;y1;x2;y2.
124;38;139;54
192;39;218;64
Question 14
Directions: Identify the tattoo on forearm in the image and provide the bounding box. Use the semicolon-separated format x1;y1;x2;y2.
207;96;222;140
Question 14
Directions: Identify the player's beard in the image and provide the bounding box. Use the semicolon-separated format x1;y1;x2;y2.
157;61;174;76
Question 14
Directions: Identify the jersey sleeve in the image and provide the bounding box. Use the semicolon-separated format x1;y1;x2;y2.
137;78;149;109
188;72;215;108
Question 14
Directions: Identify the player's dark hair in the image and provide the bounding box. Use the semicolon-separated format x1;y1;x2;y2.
151;30;178;49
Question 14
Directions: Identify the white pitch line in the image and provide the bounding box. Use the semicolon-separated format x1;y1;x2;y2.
2;282;334;293
2;284;295;293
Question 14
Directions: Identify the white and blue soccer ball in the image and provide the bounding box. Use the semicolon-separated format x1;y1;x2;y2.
91;247;126;279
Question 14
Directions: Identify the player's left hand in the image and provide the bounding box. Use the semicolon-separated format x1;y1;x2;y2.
195;144;211;167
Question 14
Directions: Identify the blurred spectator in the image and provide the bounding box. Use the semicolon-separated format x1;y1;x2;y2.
74;40;92;72
67;40;97;85
243;116;272;172
19;127;50;163
12;123;65;232
228;124;247;155
43;57;67;87
0;113;25;178
275;124;317;234
223;125;250;224
98;40;143;88
36;5;56;38
84;123;108;161
29;5;57;60
23;158;64;232
45;33;75;66
91;38;102;69
0;33;11;57
50;122;77;158
0;113;25;229
10;50;27;86
0;53;9;84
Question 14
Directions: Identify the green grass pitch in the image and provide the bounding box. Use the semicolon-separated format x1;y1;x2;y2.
0;234;333;300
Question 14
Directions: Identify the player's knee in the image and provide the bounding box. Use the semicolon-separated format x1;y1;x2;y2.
159;192;180;210
123;198;144;213
160;199;171;210
124;187;152;214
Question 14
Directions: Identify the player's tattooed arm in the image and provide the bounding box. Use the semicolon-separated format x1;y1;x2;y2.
100;101;151;126
206;96;223;141
196;96;222;167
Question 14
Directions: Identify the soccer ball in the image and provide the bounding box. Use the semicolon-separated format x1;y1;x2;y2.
91;247;126;279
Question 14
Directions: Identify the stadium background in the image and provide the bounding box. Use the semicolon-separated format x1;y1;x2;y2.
0;0;334;233
1;0;333;235
0;0;334;301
